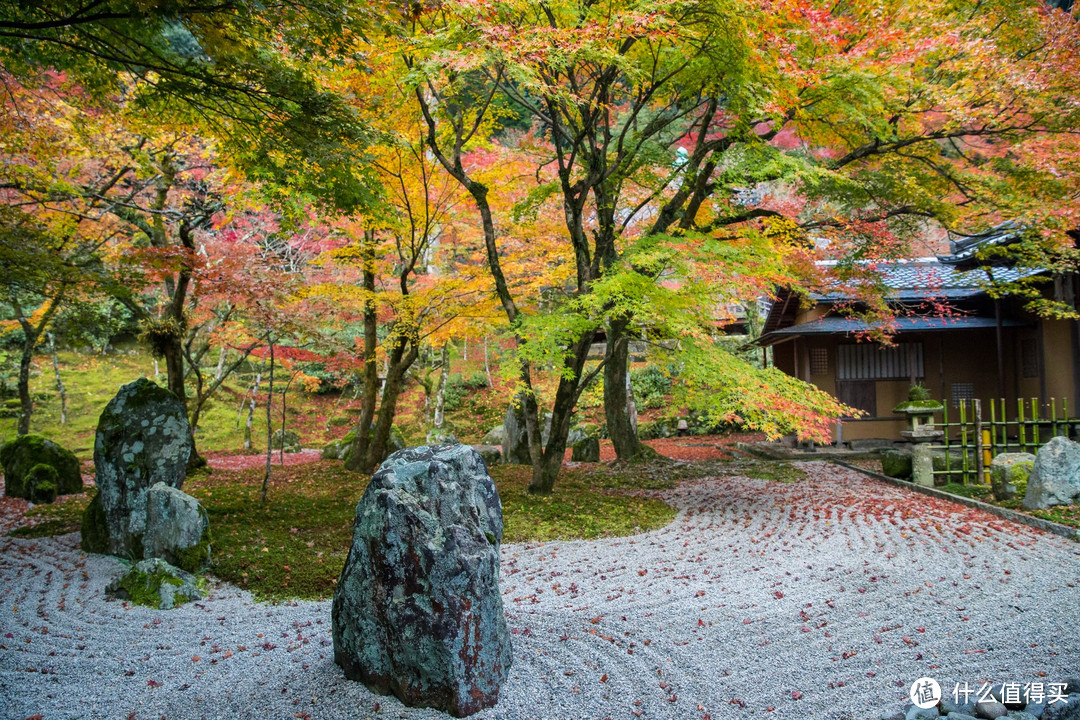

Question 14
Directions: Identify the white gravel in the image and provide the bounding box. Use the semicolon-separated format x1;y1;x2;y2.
2;461;1079;720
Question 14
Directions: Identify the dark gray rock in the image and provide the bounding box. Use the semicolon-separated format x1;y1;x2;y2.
881;448;913;479
976;700;1010;719
1043;695;1080;720
83;379;192;557
571;437;600;462
1026;698;1047;718
880;710;905;720
271;428;302;453
502;405;555;465
0;433;82;499
1024;437;1080;509
1007;712;1038;720
942;697;979;715
332;444;512;716
990;453;1035;501
947;714;978;720
907;704;940;719
142;482;210;573
1065;679;1080;696
106;558;201;610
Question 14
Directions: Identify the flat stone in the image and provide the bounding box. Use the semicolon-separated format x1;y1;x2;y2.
332;444;512;716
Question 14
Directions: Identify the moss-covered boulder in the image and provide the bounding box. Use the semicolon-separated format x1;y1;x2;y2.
143;482;211;573
86;378;192;558
271;428;302;453
81;492;109;554
990;453;1035;501
571;437;601;462
106;558;202;610
880;449;913;479
0;434;82;499
26;463;59;504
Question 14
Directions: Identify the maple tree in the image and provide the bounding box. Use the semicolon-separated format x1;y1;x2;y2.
383;0;1080;491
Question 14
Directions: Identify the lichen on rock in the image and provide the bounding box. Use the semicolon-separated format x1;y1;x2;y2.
332;443;512;717
85;378;192;558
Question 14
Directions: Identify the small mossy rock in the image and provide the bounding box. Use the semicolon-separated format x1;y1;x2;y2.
1024;437;1080;510
472;444;501;467
481;425;505;446
332;443;512;717
425;429;458;445
881;449;913;479
26;464;59;504
990;453;1035;501
331;426;407;464
271;428;302;453
571;437;601;462
143;482;210;573
0;433;82;499
106;558;201;610
89;378;192;558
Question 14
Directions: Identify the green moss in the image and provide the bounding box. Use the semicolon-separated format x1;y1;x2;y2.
27;464;59;504
174;523;212;573
892;400;944;413
80;492;110;553
744;461;806;483
0;433;81;498
938;483;993;500
110;562;192;609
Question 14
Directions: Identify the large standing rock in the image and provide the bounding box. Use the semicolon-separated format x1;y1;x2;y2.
501;404;533;465
332;444;512;717
143;482;210;573
82;378;192;557
1023;436;1080;510
0;433;82;499
990;452;1035;501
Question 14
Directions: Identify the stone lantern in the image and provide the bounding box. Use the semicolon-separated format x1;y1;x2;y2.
893;386;943;487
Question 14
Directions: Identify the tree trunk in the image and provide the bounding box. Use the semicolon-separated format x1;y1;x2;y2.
47;332;67;425
604;318;644;459
260;341;274;503
345;232;380;473
483;337;493;387
214;345;228;381
357;343;420;474
243;370;262;450
16;329;35;436
528;332;595;493
433;344;449;429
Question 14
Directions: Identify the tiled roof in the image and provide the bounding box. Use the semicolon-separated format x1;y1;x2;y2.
812;258;1036;301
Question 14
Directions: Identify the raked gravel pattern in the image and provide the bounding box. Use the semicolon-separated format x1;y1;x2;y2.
2;461;1079;720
